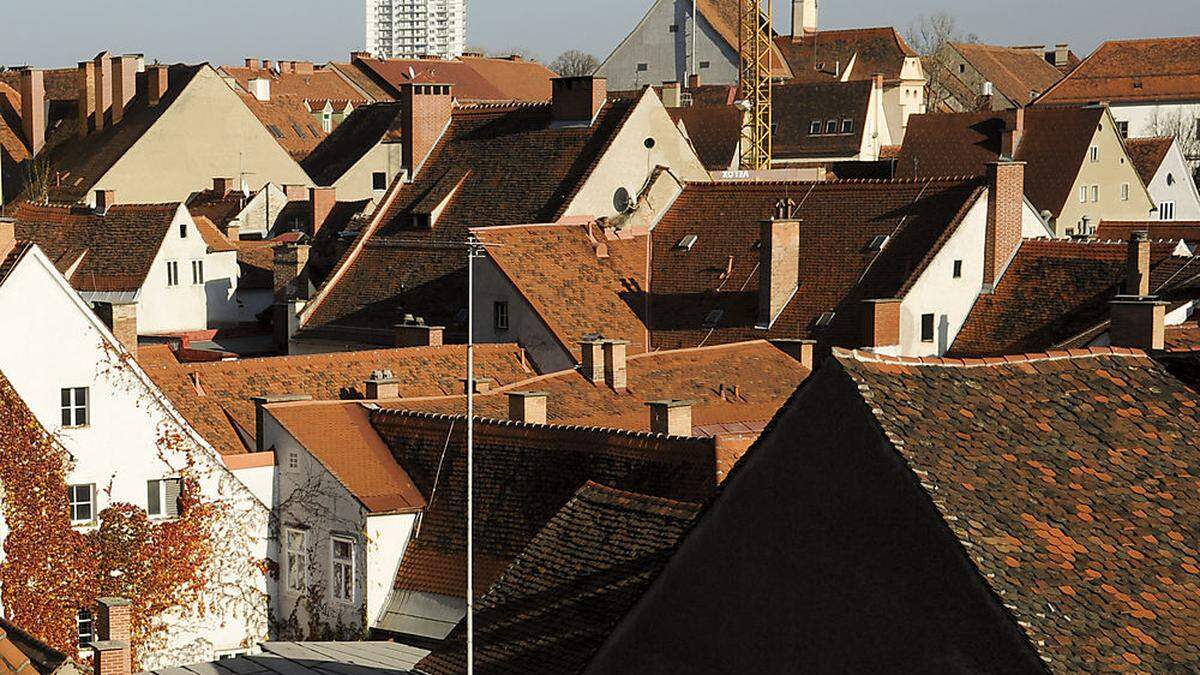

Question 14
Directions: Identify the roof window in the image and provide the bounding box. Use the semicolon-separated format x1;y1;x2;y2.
814;311;836;328
677;234;699;251
867;234;890;252
703;309;724;328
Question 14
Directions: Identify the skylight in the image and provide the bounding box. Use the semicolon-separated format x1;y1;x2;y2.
814;311;836;328
677;234;699;251
867;235;890;252
703;309;724;328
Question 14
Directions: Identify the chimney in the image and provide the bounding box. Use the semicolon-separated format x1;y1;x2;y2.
273;243;310;302
602;339;629;391
1054;44;1070;68
263;59;274;71
92;597;131;675
460;378;492;394
0;218;15;263
400;83;454;177
983;161;1026;292
96;301;138;358
791;0;819;37
19;68;45;156
661;81;682;108
279;61;295;74
861;299;902;350
688;73;701;89
757;219;801;328
579;338;604;383
225;223;241;241
294;61;314;75
1110;298;1166;351
873;73;884;91
213;177;235;196
1001;108;1024;159
395;316;445;347
251;395;313;451
309;186;336;236
1125;231;1151;297
350;51;371;61
245;58;262;70
551;76;607;124
770;339;816;371
646;400;693;437
111;55;138;124
507;391;548;425
249;77;271;102
94;189;116;214
93;52;112;131
365;371;402;399
283;184;309;201
147;65;169;106
77;60;96;137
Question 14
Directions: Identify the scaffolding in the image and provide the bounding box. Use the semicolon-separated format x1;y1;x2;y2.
737;0;773;170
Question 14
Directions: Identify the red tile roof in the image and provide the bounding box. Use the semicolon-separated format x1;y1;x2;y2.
1164;322;1200;352
0;67;79;103
193;215;237;253
1038;36;1200;105
668;104;741;171
0;82;30;166
414;481;700;674
352;55;556;102
221;65;368;103
235;92;330;160
1124;136;1175;186
774;28;917;84
1097;220;1200;243
895;107;1106;218
948;43;1066;106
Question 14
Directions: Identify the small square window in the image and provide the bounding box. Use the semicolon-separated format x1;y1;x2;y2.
669;24;678;33
809;120;822;134
636;63;648;72
920;313;935;343
699;61;710;69
147;478;183;519
61;387;89;427
841;118;854;133
372;172;388;191
69;484;95;524
494;301;509;331
825;119;838;134
179;222;188;238
77;609;94;648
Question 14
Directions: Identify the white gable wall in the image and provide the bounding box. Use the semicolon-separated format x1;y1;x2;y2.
1147;140;1200;220
596;0;739;91
137;205;211;334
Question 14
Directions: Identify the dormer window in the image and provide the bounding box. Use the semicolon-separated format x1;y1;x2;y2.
825;119;838;134
841;118;854;134
810;120;822;134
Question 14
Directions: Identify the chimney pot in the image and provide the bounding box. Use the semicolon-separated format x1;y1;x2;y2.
365;371;402;399
1110;297;1166;351
861;299;902;351
983;161;1026;291
147;65;169;106
770;339;816;371
551;76;608;124
395;319;445;347
791;0;819;37
309;186;336;236
92;597;132;675
688;73;701;89
1126;230;1151;297
1001;108;1025;159
661;81;682;108
96;597;132;643
602;339;630;391
19;68;45;155
294;61;314;75
579;338;605;383
225;223;242;241
245;58;262;70
263;59;274;71
646;400;693;437
507;391;548;425
460;378;492;394
400;83;454;177
757;219;801;328
96;302;138;358
283;184;309;201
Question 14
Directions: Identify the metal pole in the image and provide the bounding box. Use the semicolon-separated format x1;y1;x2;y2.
692;0;697;79
466;235;477;675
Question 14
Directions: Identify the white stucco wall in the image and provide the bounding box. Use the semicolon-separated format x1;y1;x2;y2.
596;0;740;91
137;206;211;334
1113;102;1200;165
471;256;577;373
232;184;289;239
365;512;417;628
0;246;270;667
231;464;276;510
331;142;404;203
1146;140;1200;221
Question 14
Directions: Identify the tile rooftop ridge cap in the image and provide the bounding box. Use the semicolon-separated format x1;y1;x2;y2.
456;100;552;112
154;342;521;371
834;346;1152;368
626;339;778;363
372;407;716;445
576;480;704;514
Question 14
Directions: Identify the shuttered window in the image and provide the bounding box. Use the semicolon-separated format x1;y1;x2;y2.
147;478;183;518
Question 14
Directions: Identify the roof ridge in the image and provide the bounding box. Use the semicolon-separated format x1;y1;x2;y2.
152;343;522;372
834;346;1152;368
577;480;703;514
371;407;713;445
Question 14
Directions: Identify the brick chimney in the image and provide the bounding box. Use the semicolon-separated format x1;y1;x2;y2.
395;315;444;347
91;597;131;675
508;391;548;425
147;65;169;106
245;58;262;70
226;223;241;241
93;52;112;131
77;60;96;137
111;55;138;125
982;161;1026;292
1125;230;1151;296
1110;298;1166;350
646;400;693;437
792;0;818;37
688;73;702;89
273;243;310;302
602;339;629;391
94;189;116;215
661;81;682;108
294;61;315;75
283;184;309;201
279;61;295;74
365;371;401;399
1001;108;1024;159
861;299;902;350
1054;44;1070;68
19;68;45;156
213;177;235;196
400;83;453;177
309;186;336;236
263;59;274;71
96;301;138;358
552;76;607;124
579;338;604;383
757;219;801;328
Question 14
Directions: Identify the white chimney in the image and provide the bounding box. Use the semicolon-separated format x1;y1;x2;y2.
792;0;818;37
249;77;270;102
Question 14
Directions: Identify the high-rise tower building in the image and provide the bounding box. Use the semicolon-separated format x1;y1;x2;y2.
365;0;467;59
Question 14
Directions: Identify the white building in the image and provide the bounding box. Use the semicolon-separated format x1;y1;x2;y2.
0;228;271;667
1125;137;1200;222
365;0;467;60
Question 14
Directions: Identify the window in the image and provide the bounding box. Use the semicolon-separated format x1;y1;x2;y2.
1117;120;1129;138
841;118;854;133
267;124;284;139
814;311;836;328
179;222;188;238
809;120;822;134
1160;201;1177;220
825;119;838;134
952;260;963;279
331;538;355;603
1121;183;1130;201
372;171;387;191
1167;173;1176;186
285;529;308;593
958;63;966;74
1091;185;1099;203
69;484;95;524
636;63;648;72
61;387;89;427
699;61;710;69
147;478;183;519
191;260;204;285
668;24;678;32
1089;146;1099;163
1079;186;1088;203
920;313;935;343
493;301;509;331
322;113;333;134
167;261;180;287
288;450;299;469
77;609;94;648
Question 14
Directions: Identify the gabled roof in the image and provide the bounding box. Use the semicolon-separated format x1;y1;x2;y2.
668;103;741;171
949;42;1066;106
414;482;700;675
950;239;1193;356
300;97;638;336
193;215;237;253
351;55;556;102
1124;136;1176;185
371;410;718;599
895;107;1106;217
301;102;403;186
1038;36;1200;105
772;80;872;159
235;92;329;160
139;344;533;455
773;27;917;84
7;201;180;292
0;82;30;166
186;188;248;230
220;65;368;103
695;0;791;78
649;178;985;350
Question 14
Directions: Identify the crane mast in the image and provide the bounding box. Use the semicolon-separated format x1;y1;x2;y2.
738;0;773;170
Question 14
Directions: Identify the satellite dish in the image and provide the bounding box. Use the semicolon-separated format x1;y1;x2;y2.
408;66;416;80
613;187;632;213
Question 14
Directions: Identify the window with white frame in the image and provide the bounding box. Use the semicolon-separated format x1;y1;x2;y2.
1091;185;1099;203
77;609;94;648
1121;183;1130;201
69;484;95;524
1160;201;1177;220
191;260;204;285
1079;186;1087;203
841;118;854;133
166;261;180;287
285;529;308;593
809;120;821;134
1089;146;1099;163
147;478;183;519
61;387;89;427
1117;120;1129;138
825;119;837;134
331;537;355;603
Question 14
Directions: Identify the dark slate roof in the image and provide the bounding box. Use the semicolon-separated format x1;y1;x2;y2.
300;98;637;337
1124;136;1175;186
413;482;701;675
8;201;180;292
773;28;917;84
301;102;403;186
668;104;740;171
369;410;718;600
142;641;430;675
895;107;1106;217
648;178;985;350
950;239;1194;357
772;80;871;160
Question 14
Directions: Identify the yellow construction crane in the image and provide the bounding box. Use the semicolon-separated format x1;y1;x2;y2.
738;0;773;170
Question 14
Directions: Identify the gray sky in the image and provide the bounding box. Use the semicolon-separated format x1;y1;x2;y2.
1;0;1197;69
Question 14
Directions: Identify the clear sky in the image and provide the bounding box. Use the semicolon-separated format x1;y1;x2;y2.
1;0;1197;69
